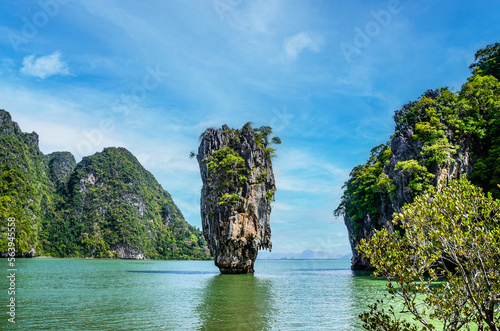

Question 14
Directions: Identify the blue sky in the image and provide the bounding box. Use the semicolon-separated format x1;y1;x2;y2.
0;0;499;256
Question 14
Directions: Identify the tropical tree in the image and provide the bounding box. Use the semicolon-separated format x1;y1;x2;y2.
358;179;500;330
470;42;500;79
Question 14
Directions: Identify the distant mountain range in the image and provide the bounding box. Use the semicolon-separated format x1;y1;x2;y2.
257;249;350;260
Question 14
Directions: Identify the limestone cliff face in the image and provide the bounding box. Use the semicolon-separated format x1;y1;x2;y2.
346;99;475;270
197;124;276;274
111;242;146;259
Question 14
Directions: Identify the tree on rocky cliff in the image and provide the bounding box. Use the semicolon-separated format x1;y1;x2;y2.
470;42;500;79
359;180;500;330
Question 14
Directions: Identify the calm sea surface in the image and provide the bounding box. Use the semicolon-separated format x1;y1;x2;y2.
0;258;389;330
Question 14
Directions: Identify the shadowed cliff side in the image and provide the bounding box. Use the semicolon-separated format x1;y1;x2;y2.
196;123;280;274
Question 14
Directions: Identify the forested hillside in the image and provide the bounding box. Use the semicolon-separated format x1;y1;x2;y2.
0;110;210;260
335;43;500;269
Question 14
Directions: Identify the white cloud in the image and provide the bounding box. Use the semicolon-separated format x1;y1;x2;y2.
283;32;321;59
274;147;348;195
20;51;69;79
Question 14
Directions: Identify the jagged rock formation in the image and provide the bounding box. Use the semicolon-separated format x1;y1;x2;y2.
345;100;474;269
197;124;278;274
0;109;210;260
339;44;500;270
338;86;491;270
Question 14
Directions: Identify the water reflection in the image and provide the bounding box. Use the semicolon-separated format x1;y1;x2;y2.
197;275;275;330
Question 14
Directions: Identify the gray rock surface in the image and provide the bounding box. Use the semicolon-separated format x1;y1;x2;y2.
111;243;145;259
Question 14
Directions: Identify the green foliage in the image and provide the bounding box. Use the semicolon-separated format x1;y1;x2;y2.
345;60;500;221
242;121;254;132
375;172;396;194
358;180;500;330
257;171;268;183
470;42;500;79
335;143;393;236
202;122;279;208
0;110;210;260
219;193;241;205
398;91;457;166
266;190;275;202
461;74;500;196
206;147;247;199
244;122;281;158
207;146;246;176
0;168;38;254
395;160;434;193
254;125;273;147
391;72;500;197
59;147;210;260
360;299;424;331
0;110;56;256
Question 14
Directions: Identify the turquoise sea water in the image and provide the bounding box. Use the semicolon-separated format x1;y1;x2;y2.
0;258;388;330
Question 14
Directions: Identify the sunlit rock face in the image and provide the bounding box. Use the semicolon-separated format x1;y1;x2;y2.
197;125;275;274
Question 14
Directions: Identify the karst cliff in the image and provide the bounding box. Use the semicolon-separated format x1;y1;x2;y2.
336;43;500;270
197;123;279;274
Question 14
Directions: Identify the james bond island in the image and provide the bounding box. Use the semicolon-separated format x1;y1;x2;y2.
196;123;280;274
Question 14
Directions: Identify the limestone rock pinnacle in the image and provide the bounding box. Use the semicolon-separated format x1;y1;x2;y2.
197;124;278;274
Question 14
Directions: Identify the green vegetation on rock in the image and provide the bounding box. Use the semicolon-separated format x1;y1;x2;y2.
197;123;277;273
337;43;500;247
394;160;434;193
0;110;210;260
334;43;500;328
202;122;280;206
334;143;393;236
470;42;500;79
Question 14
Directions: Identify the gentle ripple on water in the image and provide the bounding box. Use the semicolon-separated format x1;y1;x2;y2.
0;258;388;330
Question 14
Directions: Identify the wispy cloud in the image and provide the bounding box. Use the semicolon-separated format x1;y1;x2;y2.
1;0;495;256
0;58;15;76
283;32;321;59
20;51;69;79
